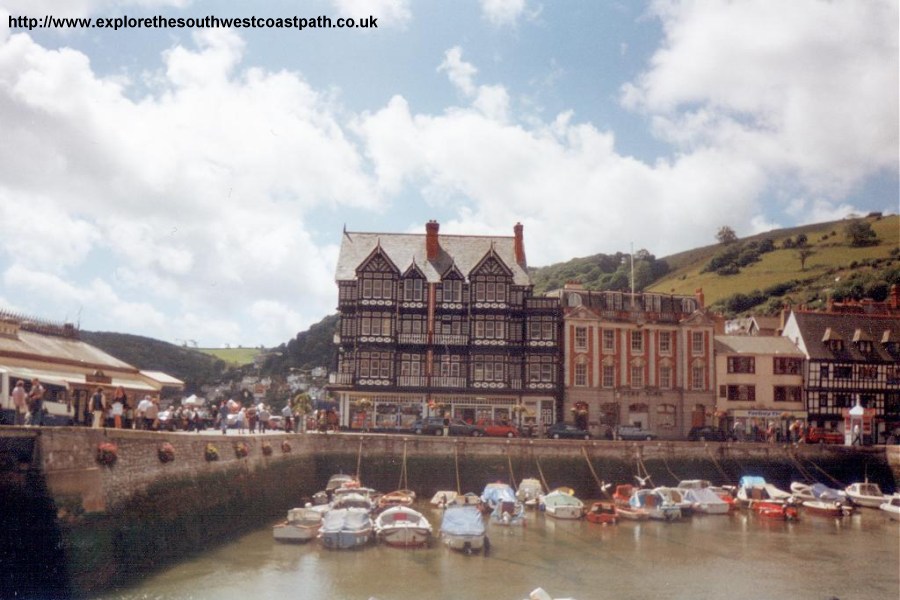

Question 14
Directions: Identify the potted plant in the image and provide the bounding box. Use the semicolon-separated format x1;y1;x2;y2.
204;443;220;462
281;440;292;453
261;441;273;456
233;441;249;458
96;442;118;466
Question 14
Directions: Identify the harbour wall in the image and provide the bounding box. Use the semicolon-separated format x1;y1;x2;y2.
1;426;897;598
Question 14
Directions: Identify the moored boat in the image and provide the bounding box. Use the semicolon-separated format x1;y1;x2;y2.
319;507;374;550
440;503;486;554
736;476;792;507
481;482;517;512
802;500;851;518
273;507;322;543
614;503;649;521
539;488;585;520
612;484;635;508
654;487;694;517
585;501;617;525
790;482;848;504
491;498;526;526
879;494;900;521
682;487;730;515
378;489;416;512
630;488;681;521
845;482;889;508
374;506;432;547
516;478;544;507
326;473;357;496
751;500;799;521
430;490;458;507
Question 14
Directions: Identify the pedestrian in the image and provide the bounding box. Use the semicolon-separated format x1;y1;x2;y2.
282;403;292;433
852;423;862;446
732;420;742;442
112;386;128;429
137;395;152;430
91;387;106;428
11;380;27;425
219;400;229;435
27;378;45;426
259;404;270;433
146;396;160;431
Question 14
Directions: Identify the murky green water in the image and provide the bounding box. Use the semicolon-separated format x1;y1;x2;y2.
98;503;898;600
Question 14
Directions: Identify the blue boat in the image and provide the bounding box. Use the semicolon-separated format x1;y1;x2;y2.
319;507;373;550
440;503;486;554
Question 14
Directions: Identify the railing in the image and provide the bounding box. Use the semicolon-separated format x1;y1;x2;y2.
432;376;467;388
397;333;428;345
397;376;427;387
433;334;468;346
329;373;353;385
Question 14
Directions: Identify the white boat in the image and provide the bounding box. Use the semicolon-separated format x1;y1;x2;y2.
539;489;584;520
790;482;848;503
319;507;373;550
440;503;486;554
879;494;900;520
802;500;852;518
332;490;376;511
481;482;517;511
677;479;712;490
654;487;694;517
326;473;357;496
630;488;681;521
430;490;458;507
845;482;890;508
273;507;322;543
374;506;432;547
681;487;730;515
736;476;792;507
491;498;526;526
516;478;544;507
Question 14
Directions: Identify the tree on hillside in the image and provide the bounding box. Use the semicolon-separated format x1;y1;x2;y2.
844;219;877;247
797;248;815;271
716;226;738;245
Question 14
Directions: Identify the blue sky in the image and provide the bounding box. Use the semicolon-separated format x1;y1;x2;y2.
0;0;897;347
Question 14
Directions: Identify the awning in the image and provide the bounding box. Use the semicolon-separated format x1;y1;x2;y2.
0;364;158;392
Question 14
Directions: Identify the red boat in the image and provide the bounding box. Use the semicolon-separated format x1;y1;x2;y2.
613;484;635;508
802;500;852;518
751;500;799;521
586;501;617;525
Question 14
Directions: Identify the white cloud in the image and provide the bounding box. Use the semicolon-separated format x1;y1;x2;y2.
330;0;411;28
480;0;534;26
1;0;191;19
438;46;477;97
622;0;898;197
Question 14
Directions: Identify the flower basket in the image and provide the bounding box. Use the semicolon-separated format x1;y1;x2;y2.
261;441;273;456
96;442;118;466
204;443;219;462
281;440;292;454
233;442;249;459
157;442;175;463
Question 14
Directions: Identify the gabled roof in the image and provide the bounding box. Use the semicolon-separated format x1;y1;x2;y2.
715;335;803;356
788;311;900;363
335;231;531;286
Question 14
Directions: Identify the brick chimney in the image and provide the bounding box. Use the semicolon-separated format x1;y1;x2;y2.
695;288;705;308
426;220;440;260
514;222;526;266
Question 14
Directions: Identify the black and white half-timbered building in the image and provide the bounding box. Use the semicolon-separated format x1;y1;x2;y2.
330;221;562;432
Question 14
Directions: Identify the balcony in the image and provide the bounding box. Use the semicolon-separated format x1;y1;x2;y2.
398;333;428;345
329;373;353;385
433;333;468;346
397;375;427;387
432;376;467;388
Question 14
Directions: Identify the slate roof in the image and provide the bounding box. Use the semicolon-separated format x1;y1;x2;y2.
335;231;531;286
0;329;134;369
714;335;803;356
788;311;900;363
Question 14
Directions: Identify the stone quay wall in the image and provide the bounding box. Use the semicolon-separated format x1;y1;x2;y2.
1;426;897;598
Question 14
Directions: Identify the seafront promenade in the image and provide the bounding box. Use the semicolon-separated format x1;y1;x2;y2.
2;425;897;597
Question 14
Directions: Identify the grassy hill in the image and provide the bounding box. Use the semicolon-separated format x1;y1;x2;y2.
532;214;899;317
196;347;262;367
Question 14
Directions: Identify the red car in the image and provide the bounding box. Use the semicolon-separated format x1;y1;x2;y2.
475;419;520;438
805;427;843;444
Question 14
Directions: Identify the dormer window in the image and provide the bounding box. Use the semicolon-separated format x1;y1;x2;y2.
822;327;844;352
403;278;424;302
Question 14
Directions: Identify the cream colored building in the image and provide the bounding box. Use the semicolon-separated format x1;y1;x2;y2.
714;335;806;438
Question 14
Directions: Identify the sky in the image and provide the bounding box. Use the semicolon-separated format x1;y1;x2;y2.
0;0;897;348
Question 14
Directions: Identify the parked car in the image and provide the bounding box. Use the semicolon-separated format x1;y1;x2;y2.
805;427;843;445
545;422;592;440
412;417;485;437
687;426;727;442
616;425;657;441
475;419;520;438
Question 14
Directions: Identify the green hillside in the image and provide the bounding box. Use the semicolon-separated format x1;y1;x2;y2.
196;347;262;367
532;215;899;317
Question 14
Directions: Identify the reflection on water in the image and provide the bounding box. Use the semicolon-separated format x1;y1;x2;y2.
98;503;898;600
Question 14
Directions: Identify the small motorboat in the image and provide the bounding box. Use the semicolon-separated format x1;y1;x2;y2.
377;489;416;512
516;478;544;507
430;490;458;507
481;482;517;512
440;503;486;554
332;486;377;512
802;500;852;518
879;494;900;521
790;482;848;503
751;500;799;521
374;506;432;547
654;487;694;517
612;484;635;508
491;498;526;526
585;501;617;525
630;488;681;521
845;482;889;508
614;503;649;521
273;507;322;543
539;488;585;520
736;476;792;507
682;487;730;515
325;473;357;497
319;507;373;550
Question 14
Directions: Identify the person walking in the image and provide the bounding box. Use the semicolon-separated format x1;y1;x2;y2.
11;380;27;425
91;387;107;428
28;378;45;426
219;400;229;435
852;423;862;446
110;390;124;429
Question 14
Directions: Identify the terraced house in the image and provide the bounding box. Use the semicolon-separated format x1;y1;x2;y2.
330;221;562;431
553;283;717;439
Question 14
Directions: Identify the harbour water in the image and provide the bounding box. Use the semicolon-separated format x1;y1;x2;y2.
97;502;898;600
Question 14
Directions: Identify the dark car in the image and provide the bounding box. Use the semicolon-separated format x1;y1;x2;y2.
545;422;592;440
687;426;727;442
412;417;485;437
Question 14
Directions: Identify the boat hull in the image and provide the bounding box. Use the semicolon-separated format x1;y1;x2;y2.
615;506;649;521
378;527;431;548
442;533;485;554
320;529;372;550
273;523;318;543
802;501;849;518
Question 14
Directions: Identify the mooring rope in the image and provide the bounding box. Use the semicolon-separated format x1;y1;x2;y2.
454;444;461;494
660;452;682;485
799;452;847;488
507;449;517;490
398;440;409;490
784;447;817;483
581;446;607;497
535;455;550;493
635;453;654;488
356;439;364;481
705;446;731;483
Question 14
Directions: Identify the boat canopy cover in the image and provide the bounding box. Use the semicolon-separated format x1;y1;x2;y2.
440;505;485;535
543;491;583;508
482;483;516;505
322;508;370;532
683;488;725;505
810;483;843;501
739;476;767;488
